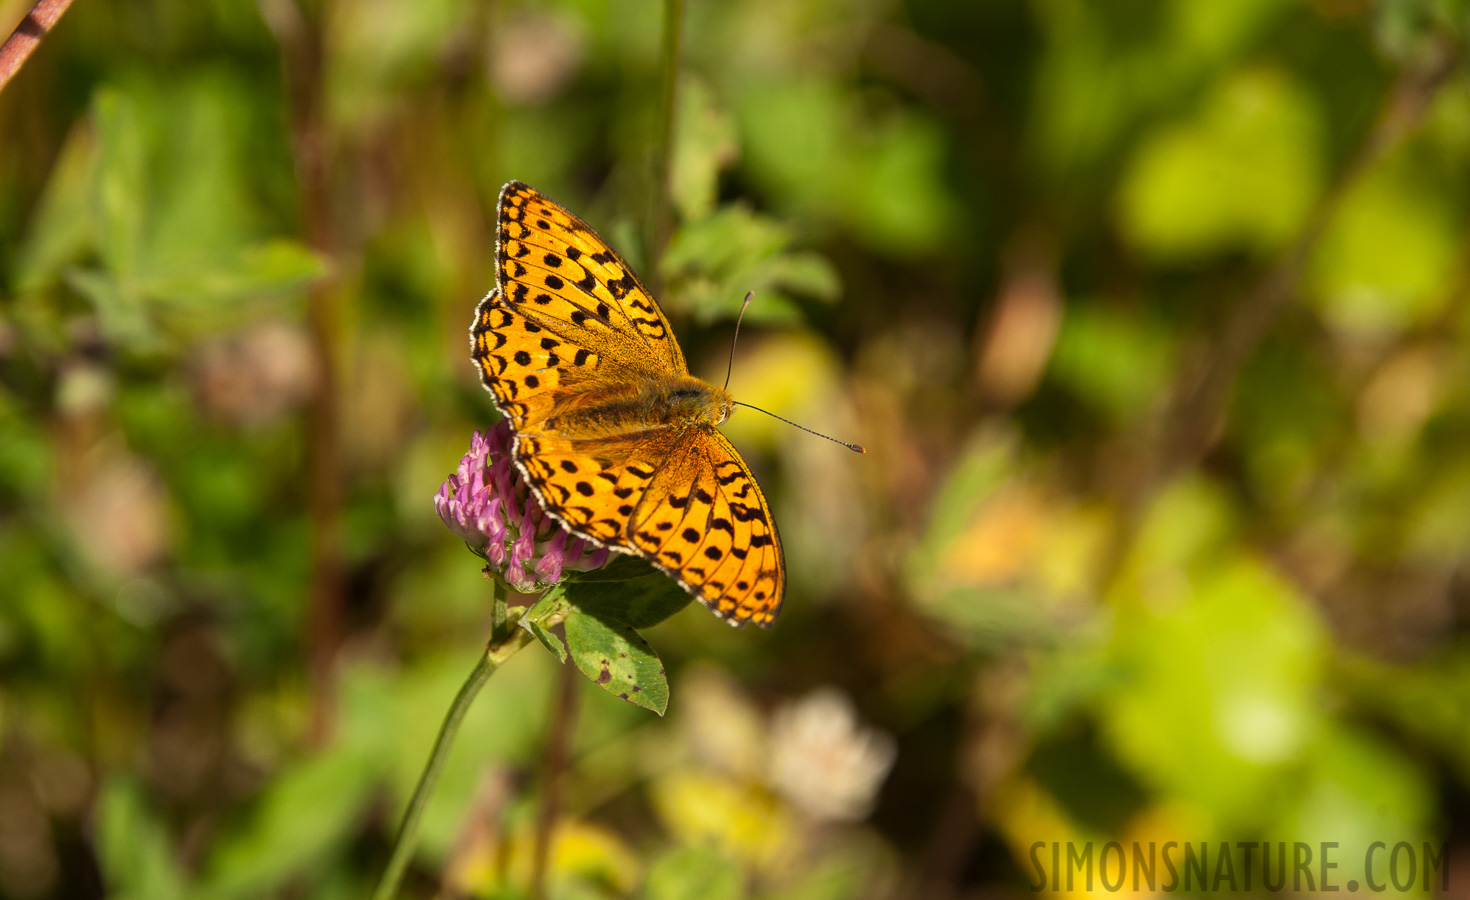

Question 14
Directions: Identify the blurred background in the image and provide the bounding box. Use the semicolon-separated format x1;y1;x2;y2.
3;0;1470;897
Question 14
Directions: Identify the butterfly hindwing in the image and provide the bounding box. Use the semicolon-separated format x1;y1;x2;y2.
628;428;785;626
512;431;678;546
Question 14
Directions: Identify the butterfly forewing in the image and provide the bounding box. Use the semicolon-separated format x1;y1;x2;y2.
471;290;589;430
471;181;787;627
496;181;686;376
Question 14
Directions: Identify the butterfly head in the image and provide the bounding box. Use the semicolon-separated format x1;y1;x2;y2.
654;377;734;428
703;385;736;427
713;394;734;426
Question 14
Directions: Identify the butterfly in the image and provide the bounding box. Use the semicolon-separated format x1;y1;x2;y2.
470;181;785;627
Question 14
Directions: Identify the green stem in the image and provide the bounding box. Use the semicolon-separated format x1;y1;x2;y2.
371;585;535;900
491;579;510;644
528;657;580;900
649;0;685;294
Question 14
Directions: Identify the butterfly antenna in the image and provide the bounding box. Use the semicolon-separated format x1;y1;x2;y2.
724;291;864;453
732;402;866;453
722;291;755;392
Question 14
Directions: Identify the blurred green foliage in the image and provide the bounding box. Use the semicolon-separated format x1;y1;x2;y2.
3;0;1470;898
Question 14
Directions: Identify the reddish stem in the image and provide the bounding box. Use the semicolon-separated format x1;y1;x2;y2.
529;658;580;900
258;0;345;746
0;0;77;93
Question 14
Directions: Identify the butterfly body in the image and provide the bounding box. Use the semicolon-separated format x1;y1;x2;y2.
542;374;733;442
471;182;784;627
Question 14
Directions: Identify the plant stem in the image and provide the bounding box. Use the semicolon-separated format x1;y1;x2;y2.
0;0;77;94
257;0;346;747
528;657;581;900
648;0;684;295
372;586;536;900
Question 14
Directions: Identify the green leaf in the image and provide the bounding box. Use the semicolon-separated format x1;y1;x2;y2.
663;205;837;325
643;846;744;900
91;86;149;282
663;205;788;282
1375;0;1469;65
1275;723;1433;882
1030;0;1293;180
45;75;319;348
1117;67;1323;260
563;610;669;715
233;239;325;292
1047;302;1174;423
0;395;53;501
564;571;692;630
520;582;569;623
570;553;662;583
528;618;568;663
842;112;952;254
15;121;97;293
1100;548;1328;833
672;77;738;224
65;267;155;347
1306;153;1461;336
761;251;840;303
141;74;259;284
905;432;1018;597
144;239;324;312
738;78;953;256
201;745;381;898
95;778;190;900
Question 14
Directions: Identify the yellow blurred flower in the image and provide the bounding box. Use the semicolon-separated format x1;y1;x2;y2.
650;771;794;873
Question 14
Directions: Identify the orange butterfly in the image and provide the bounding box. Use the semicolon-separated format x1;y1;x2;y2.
470;182;785;627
